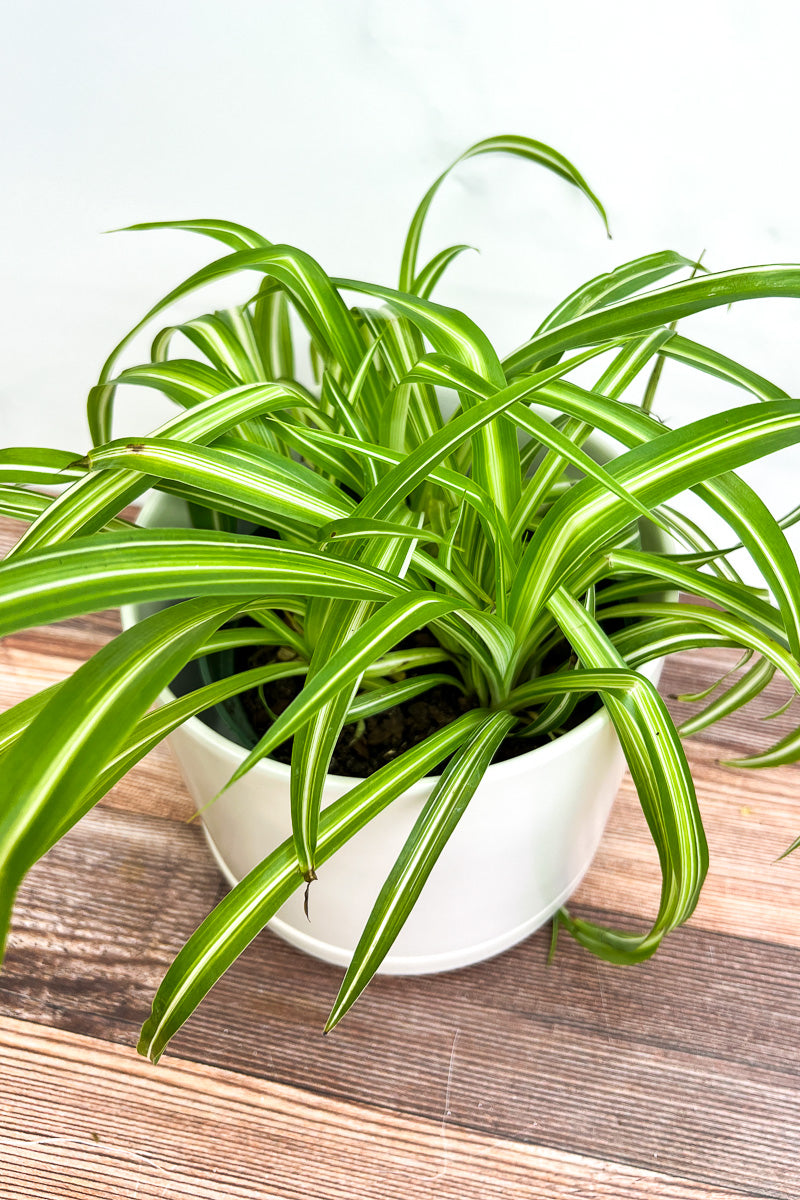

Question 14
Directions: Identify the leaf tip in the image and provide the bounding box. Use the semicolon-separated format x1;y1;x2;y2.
547;913;560;964
136;1027;160;1063
718;754;759;770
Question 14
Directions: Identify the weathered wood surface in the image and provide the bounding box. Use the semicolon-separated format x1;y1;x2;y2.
0;1016;761;1200
0;514;799;1198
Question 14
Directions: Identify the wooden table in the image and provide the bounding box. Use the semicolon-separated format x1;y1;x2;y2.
0;514;798;1199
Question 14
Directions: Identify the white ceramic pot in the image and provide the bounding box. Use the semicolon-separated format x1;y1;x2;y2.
123;493;662;975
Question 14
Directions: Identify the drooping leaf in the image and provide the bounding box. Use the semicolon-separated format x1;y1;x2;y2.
0;527;412;639
399;134;608;292
0;597;249;952
325;709;517;1030
138;710;491;1061
547;587;707;963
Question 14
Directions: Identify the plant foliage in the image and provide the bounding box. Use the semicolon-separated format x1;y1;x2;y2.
1;136;799;1061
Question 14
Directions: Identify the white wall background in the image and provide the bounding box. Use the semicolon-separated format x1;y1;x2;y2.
2;0;799;565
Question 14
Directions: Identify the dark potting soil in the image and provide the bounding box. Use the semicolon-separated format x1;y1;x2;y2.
228;628;600;779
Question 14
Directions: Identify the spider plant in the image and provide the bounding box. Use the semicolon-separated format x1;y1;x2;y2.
1;135;800;1064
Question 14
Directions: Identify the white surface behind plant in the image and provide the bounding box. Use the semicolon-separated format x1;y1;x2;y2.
2;0;799;576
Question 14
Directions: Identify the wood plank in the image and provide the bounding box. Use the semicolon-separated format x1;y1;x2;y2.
661;645;799;758
0;514;30;557
1;804;798;1196
0;1015;762;1200
578;737;800;948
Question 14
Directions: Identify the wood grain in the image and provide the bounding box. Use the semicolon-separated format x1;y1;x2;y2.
579;737;800;948
0;1015;763;1200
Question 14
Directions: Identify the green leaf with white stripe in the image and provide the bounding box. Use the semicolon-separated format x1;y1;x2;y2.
513;378;800;623
97;245;374;403
547;588;707;963
315;516;449;548
11;380;311;556
659;334;788;401
345;673;464;721
113;217;271;252
0;596;247;952
138;710;490;1061
334;281;519;518
0;448;85;486
403;349;668;531
252;284;295;380
505;264;800;377
325;709;517;1030
533;251;704;338
600;599;800;699
224;591;463;798
288;518;422;879
509;401;800;655
678;657;775;738
0;527;411;639
85;437;352;529
727;725;800;769
399;134;608;292
412;244;475;299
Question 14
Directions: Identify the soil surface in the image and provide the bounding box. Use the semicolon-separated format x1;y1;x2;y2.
224;627;598;778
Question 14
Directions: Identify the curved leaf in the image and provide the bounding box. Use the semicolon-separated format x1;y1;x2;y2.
86;437;352;528
548;588;707;964
509;401;800;655
411;243;476;300
505;264;800;376
0;597;247;953
0;448;84;486
113;217;271;252
0;527;410;639
399;134;608;292
138;710;490;1061
12;380;311;556
534;251;703;338
326;709;517;1030
678;657;775;738
224;592;463;795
